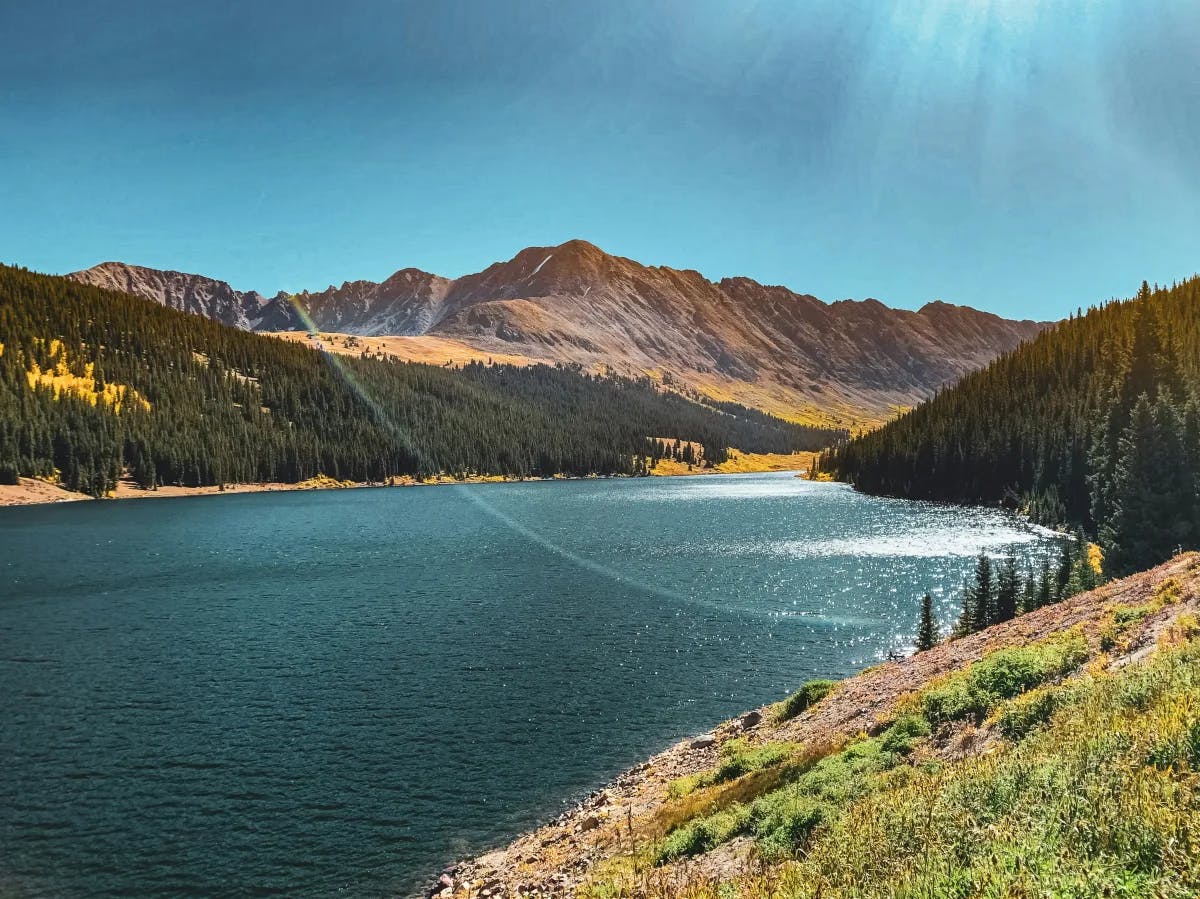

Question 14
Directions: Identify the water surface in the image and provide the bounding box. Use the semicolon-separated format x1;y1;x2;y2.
0;473;1063;896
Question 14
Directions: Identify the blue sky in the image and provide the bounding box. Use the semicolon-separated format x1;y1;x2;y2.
2;0;1197;319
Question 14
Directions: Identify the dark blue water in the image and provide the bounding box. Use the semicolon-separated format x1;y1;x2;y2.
0;473;1063;897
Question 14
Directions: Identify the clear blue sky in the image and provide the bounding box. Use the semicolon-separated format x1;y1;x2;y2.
2;0;1198;319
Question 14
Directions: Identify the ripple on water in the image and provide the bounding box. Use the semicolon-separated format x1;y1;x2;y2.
0;474;1065;897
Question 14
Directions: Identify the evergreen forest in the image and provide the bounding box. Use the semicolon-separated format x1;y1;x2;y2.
820;278;1200;577
0;264;843;496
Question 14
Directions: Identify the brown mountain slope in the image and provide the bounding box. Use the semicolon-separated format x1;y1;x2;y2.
71;241;1047;426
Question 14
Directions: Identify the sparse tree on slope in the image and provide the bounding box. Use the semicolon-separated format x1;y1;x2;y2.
995;557;1020;623
955;555;995;636
916;593;939;651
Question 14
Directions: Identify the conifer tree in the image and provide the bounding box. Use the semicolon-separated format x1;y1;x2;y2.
973;554;996;628
1036;558;1054;608
1065;545;1099;596
1184;397;1200;547
952;576;976;638
995;557;1020;623
1020;570;1038;614
916;593;938;651
955;555;995;635
822;276;1200;575
1055;541;1075;603
1105;395;1178;576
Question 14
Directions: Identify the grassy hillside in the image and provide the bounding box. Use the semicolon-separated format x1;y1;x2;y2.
819;277;1200;577
438;554;1200;898
0;264;843;495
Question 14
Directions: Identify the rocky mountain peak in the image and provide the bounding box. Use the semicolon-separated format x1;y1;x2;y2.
69;241;1053;424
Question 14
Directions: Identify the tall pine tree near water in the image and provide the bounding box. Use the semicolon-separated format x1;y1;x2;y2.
916;593;939;651
1104;393;1192;576
1185;397;1200;549
955;555;995;635
995;557;1021;623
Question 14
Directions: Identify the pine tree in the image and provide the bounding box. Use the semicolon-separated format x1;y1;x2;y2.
1183;397;1200;548
1019;569;1036;614
1065;546;1099;596
1037;558;1054;608
1119;290;1172;410
955;555;995;635
821;276;1200;576
973;554;996;628
995;557;1020;623
1055;541;1075;603
1105;394;1183;576
916;593;938;651
952;576;976;638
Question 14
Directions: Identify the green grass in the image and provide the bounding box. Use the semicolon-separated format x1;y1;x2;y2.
1112;604;1155;627
654;716;931;864
667;739;797;799
775;679;838;722
1101;603;1157;650
993;681;1081;741
918;630;1090;726
767;639;1200;898
654;632;1097;868
595;631;1200;899
657;804;752;862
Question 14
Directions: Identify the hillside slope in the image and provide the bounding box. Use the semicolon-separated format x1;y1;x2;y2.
70;241;1047;427
820;277;1200;576
0;264;839;496
434;552;1200;898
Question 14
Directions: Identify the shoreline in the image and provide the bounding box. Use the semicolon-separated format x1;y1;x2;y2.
0;454;815;509
424;554;1200;897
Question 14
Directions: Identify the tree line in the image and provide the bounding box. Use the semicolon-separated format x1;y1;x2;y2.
821;277;1200;580
0;264;845;495
915;537;1099;651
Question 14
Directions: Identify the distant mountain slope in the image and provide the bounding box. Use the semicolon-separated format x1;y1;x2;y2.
0;264;840;496
71;240;1047;426
74;261;294;331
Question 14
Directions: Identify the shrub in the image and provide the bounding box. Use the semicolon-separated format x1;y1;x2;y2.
1112;603;1154;627
666;773;704;800
1153;577;1184;607
656;804;750;863
1099;621;1121;652
921;632;1090;726
653;721;932;865
1160;612;1200;647
747;720;931;856
1145;720;1200;770
995;684;1074;741
667;740;797;799
751;794;831;860
776;679;837;722
1099;603;1156;651
879;714;932;753
712;739;793;783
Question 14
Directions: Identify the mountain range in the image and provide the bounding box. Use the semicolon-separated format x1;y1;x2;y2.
71;240;1048;426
